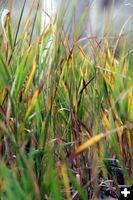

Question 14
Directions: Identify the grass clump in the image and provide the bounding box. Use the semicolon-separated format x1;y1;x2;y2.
0;1;133;199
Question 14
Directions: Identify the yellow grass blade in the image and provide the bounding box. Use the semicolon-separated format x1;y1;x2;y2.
75;133;105;155
128;91;133;121
60;163;71;200
75;125;130;155
23;58;37;97
0;87;6;105
24;90;39;122
115;119;123;156
101;108;110;128
127;130;132;149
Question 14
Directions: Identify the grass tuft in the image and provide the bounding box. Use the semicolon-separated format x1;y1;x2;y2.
0;1;133;199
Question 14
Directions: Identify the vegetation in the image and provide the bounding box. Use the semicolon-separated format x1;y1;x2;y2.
0;1;133;199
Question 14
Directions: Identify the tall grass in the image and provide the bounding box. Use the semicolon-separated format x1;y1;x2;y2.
0;1;133;199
